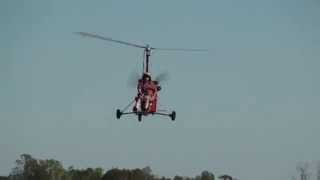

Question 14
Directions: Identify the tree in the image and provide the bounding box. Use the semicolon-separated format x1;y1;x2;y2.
101;168;152;180
9;154;69;180
159;176;170;180
94;167;104;179
19;154;39;180
39;159;65;180
102;168;125;180
218;175;232;180
65;167;103;180
297;162;310;180
201;171;214;180
173;175;183;180
141;166;156;180
317;161;320;180
131;168;146;180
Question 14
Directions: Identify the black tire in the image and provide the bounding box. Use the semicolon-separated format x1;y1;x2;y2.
138;114;142;122
171;111;176;121
116;109;122;119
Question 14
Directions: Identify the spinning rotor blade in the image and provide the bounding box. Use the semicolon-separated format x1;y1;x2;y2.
76;32;208;52
151;47;208;52
127;71;170;88
75;32;146;49
127;71;141;88
155;71;170;83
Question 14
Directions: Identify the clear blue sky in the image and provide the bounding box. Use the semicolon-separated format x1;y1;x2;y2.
1;0;320;180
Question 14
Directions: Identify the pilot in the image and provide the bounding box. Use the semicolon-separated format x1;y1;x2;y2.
134;72;157;112
138;72;152;95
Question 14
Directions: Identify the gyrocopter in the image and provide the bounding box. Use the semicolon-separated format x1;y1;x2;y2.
75;32;206;122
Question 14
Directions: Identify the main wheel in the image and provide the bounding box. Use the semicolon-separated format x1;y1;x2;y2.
170;111;176;121
116;109;122;119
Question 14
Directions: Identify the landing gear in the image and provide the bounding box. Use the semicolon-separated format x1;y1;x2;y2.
116;100;176;122
116;109;122;119
170;111;176;121
138;113;142;122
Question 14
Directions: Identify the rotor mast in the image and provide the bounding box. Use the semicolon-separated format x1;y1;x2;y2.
145;46;151;73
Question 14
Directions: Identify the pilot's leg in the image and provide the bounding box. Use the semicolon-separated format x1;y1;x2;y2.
133;95;141;112
136;98;141;112
144;95;150;110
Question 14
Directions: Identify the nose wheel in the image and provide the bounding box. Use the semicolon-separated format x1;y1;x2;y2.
138;114;142;122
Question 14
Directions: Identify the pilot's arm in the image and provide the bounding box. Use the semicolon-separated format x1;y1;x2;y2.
137;80;143;95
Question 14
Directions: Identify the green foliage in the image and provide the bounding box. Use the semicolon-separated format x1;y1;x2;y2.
201;171;215;180
9;154;102;180
0;176;9;180
9;154;222;180
67;167;104;180
101;168;147;180
218;175;232;180
173;175;184;180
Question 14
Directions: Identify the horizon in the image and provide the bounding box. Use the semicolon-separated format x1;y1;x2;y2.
1;1;320;180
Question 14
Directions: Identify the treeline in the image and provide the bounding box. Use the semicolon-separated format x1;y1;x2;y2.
0;176;9;180
6;154;230;180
